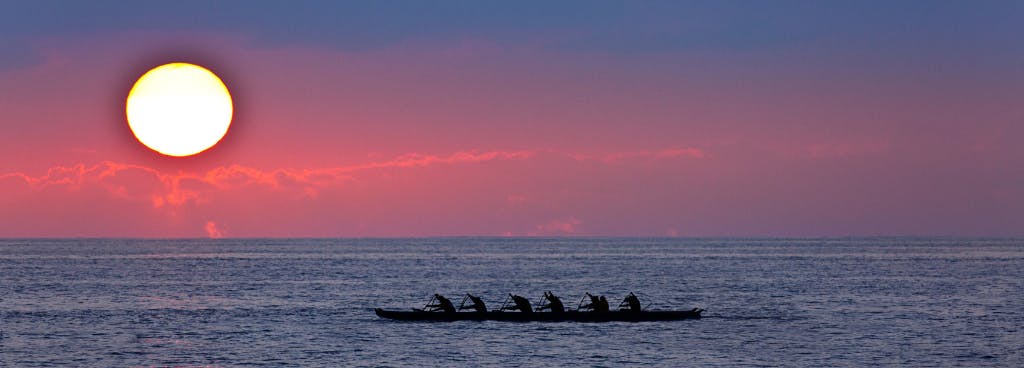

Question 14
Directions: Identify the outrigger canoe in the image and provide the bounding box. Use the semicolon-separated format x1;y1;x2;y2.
374;308;703;322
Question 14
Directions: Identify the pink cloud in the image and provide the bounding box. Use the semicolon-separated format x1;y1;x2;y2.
205;221;225;238
531;217;583;236
801;138;892;159
0;147;704;213
571;147;706;163
506;194;528;207
2;142;1019;237
0;149;544;211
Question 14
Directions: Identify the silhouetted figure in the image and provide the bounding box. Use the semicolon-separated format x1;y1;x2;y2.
426;293;456;313
507;293;533;314
581;292;607;312
620;292;642;312
538;291;565;313
596;296;610;312
460;293;487;313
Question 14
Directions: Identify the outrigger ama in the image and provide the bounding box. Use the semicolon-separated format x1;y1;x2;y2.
374;292;703;322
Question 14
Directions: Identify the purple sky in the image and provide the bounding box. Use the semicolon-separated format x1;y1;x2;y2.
1;1;1021;237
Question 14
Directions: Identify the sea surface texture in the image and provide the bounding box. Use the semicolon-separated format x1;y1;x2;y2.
1;238;1021;367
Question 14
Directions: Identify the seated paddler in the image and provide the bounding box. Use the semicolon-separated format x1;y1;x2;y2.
506;293;534;314
620;292;641;312
581;292;600;311
581;292;609;312
596;296;610;312
426;293;456;313
459;293;487;313
537;291;565;313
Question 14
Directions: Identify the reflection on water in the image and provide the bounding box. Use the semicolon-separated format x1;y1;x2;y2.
1;238;1022;366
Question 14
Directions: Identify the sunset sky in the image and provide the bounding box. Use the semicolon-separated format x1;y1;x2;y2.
1;1;1021;237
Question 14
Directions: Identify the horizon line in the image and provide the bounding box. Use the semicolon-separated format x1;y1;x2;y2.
1;235;1019;241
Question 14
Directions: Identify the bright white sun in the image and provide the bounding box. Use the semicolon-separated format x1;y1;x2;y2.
126;62;233;157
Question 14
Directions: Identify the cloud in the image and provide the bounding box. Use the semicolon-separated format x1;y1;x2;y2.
205;221;224;238
803;139;891;159
2;141;1021;237
348;150;535;171
0;146;726;236
571;147;706;163
531;217;583;236
506;194;528;207
1;150;538;207
0;147;699;211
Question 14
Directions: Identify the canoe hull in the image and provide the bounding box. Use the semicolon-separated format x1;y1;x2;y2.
374;308;702;322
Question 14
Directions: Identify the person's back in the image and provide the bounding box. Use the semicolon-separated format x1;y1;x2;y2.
511;294;533;314
539;291;565;313
466;294;487;313
622;293;641;312
430;294;456;313
596;296;610;312
581;293;601;312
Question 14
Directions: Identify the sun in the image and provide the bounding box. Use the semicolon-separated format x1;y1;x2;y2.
126;63;233;157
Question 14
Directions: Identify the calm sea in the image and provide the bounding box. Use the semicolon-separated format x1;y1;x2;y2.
1;238;1021;367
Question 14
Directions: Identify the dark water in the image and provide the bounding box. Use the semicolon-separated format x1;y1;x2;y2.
1;238;1022;367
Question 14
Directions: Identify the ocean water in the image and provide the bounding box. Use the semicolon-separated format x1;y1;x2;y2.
0;238;1021;367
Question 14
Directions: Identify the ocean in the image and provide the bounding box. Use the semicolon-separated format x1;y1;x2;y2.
1;238;1021;367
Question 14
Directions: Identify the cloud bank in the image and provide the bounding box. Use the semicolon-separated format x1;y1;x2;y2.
0;147;715;237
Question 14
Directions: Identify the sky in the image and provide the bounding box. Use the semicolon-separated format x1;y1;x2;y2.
1;1;1021;237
